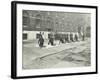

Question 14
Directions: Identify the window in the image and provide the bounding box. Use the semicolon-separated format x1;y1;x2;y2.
23;33;27;40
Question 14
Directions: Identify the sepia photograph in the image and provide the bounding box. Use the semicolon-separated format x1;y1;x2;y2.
22;10;91;69
11;1;97;79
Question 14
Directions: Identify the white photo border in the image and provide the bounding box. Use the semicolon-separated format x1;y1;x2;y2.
11;1;98;79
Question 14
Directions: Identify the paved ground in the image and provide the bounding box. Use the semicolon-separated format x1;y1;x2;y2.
22;38;91;69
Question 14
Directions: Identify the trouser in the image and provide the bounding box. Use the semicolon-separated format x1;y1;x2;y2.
39;42;43;47
48;40;54;45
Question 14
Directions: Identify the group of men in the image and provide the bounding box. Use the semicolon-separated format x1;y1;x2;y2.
38;33;54;48
38;32;85;48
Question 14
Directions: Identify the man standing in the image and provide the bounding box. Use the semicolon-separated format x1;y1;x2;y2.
59;36;64;44
74;33;78;41
70;33;74;42
65;34;69;43
48;34;54;46
38;34;44;48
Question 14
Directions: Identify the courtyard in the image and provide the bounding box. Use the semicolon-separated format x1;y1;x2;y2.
22;38;91;69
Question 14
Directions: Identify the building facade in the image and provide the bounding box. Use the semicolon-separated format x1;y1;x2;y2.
22;10;91;40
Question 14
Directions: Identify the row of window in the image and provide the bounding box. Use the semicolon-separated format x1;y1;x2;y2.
23;33;52;40
23;33;78;40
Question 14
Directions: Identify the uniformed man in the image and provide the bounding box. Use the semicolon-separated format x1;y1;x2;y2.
48;34;54;46
59;36;64;44
74;33;78;41
38;35;44;48
70;33;74;42
65;34;69;43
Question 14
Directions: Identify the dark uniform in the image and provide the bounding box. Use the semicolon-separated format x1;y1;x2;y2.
38;35;44;48
70;33;74;42
48;34;54;46
74;34;78;41
65;34;69;43
48;37;54;45
59;36;64;44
